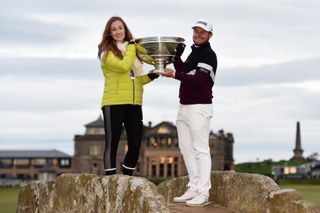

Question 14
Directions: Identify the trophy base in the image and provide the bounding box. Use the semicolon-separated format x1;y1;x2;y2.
149;69;164;74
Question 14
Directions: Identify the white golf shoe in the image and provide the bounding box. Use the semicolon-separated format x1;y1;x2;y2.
173;189;198;203
186;194;210;207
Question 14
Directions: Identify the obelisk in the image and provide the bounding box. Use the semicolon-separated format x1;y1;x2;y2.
290;121;304;161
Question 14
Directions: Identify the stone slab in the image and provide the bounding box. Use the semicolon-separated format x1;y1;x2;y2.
170;203;234;213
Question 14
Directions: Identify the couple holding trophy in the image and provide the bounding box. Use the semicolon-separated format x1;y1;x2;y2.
98;16;217;207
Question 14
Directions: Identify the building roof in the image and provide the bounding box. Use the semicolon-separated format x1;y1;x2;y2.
146;121;177;136
85;115;104;128
152;121;176;129
0;149;71;158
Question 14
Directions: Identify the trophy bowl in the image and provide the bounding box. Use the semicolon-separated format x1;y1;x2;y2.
136;36;185;73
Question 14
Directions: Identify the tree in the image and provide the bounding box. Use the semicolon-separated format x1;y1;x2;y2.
306;152;319;161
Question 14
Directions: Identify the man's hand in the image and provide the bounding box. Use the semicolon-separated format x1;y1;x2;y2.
174;43;186;59
161;68;175;78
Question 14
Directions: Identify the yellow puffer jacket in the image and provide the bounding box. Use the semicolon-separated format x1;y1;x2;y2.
100;44;153;107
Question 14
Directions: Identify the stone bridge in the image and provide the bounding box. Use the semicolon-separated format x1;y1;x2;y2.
16;171;320;213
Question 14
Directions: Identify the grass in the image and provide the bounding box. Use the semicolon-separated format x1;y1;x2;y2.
279;182;320;206
1;182;319;212
0;187;19;213
235;160;320;206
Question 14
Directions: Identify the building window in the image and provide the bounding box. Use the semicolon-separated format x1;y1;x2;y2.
94;128;104;135
0;159;12;168
159;156;165;164
90;145;101;156
159;164;164;177
157;127;169;134
151;138;158;148
160;138;166;147
146;157;150;176
47;159;53;166
167;138;172;147
151;165;157;177
0;173;11;178
17;174;32;180
59;159;70;168
174;157;179;176
32;159;46;168
174;163;178;177
86;128;104;135
146;138;150;147
15;159;30;168
167;163;172;177
174;157;178;163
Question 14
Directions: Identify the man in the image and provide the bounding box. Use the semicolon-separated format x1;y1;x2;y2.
162;19;217;207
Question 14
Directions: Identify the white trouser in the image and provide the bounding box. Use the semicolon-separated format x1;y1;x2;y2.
176;104;213;197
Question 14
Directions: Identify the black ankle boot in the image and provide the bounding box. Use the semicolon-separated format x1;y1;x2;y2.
122;166;135;176
105;169;116;176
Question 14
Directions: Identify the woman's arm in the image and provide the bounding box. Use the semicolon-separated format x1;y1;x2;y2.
103;44;136;73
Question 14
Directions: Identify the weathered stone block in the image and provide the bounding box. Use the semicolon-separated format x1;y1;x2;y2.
17;173;169;213
268;189;320;213
157;171;320;213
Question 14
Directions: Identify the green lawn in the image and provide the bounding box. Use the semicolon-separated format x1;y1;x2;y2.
1;183;319;212
279;183;320;206
0;187;19;213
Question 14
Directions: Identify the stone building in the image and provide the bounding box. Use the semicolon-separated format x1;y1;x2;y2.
73;116;235;178
0;150;72;181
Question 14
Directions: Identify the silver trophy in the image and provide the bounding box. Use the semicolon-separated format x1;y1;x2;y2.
136;36;185;73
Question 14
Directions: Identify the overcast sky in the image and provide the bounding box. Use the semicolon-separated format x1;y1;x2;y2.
0;0;319;163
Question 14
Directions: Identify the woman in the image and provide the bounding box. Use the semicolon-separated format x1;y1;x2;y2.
98;16;158;176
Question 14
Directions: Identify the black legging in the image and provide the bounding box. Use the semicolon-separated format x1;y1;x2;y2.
102;104;143;176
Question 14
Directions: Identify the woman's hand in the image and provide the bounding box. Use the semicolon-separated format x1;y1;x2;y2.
161;68;175;78
129;38;141;44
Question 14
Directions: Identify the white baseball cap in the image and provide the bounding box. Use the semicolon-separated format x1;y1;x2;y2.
192;19;213;33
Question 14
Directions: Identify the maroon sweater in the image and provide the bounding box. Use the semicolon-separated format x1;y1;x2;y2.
174;42;217;104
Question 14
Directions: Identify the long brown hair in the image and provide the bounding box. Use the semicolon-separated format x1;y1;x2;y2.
98;16;133;59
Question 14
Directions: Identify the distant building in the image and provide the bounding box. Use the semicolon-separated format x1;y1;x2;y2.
310;161;320;179
273;160;320;180
0;150;72;181
0;116;235;181
73;116;235;178
299;160;320;179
